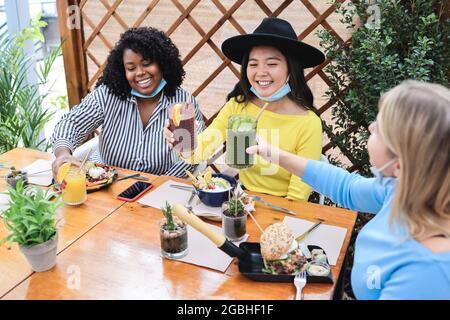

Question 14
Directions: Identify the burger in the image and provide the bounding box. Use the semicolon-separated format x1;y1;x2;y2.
260;222;308;275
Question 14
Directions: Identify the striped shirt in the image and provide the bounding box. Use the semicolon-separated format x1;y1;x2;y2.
51;84;205;177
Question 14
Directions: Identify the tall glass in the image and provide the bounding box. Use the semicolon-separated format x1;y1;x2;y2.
61;167;87;205
226;115;257;169
168;102;197;153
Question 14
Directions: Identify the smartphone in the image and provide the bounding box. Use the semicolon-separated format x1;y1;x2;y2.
117;181;153;202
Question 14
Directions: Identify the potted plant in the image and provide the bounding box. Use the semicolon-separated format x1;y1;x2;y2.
5;166;28;189
160;201;188;259
0;180;62;272
221;190;249;241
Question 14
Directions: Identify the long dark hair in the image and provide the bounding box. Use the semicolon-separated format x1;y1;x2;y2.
226;48;314;109
96;27;185;100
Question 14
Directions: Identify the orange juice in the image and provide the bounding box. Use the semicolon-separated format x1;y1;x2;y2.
61;167;87;205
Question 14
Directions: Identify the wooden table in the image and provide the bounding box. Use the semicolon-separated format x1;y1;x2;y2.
0;148;158;298
0;148;357;300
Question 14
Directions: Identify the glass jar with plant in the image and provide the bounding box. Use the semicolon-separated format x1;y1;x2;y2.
160;201;188;259
0;180;62;272
221;190;249;241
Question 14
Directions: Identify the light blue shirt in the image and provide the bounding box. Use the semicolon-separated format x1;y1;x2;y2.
302;160;450;300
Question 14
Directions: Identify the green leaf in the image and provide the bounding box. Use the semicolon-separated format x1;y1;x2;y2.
1;182;62;246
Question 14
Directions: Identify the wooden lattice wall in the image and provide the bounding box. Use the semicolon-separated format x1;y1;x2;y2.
57;0;356;167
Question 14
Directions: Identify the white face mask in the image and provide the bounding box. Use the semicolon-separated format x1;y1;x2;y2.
370;157;397;181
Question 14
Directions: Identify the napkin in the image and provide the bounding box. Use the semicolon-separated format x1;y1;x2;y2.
138;180;254;218
22;159;53;186
138;180;193;209
0;193;10;217
283;216;348;266
176;224;248;272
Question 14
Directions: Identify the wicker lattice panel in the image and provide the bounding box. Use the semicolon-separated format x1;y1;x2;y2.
65;0;356;168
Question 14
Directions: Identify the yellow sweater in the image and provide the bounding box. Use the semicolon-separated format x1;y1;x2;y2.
185;98;322;200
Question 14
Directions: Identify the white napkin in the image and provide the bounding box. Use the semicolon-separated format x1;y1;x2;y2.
138;180;193;209
138;180;254;218
0;192;10;217
283;216;347;266
176;223;248;272
22;159;53;186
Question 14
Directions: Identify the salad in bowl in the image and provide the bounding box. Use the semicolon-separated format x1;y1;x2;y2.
186;170;237;207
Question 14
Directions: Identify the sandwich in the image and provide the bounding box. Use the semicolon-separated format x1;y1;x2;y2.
260;222;308;275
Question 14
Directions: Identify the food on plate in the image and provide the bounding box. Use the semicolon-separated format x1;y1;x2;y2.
311;249;326;261
307;261;330;277
84;161;116;188
188;169;232;192
260;222;308;275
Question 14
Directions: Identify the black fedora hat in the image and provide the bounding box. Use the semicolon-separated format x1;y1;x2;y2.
221;17;325;68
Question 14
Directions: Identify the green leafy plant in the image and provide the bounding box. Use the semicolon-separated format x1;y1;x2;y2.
15;14;48;46
318;0;449;175
161;201;176;231
1;180;62;247
0;15;64;153
223;190;247;217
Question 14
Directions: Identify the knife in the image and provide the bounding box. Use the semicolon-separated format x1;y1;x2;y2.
252;195;298;216
187;190;196;206
116;173;149;182
295;221;322;242
170;184;194;191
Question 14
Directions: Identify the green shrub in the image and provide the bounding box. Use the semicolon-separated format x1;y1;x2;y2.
318;0;449;175
1;180;62;247
0;15;62;153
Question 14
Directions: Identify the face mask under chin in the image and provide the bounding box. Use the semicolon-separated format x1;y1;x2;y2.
250;77;291;102
370;157;398;182
131;78;167;99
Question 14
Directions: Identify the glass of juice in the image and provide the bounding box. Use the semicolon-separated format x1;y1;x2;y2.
168;102;197;153
226;115;257;169
61;167;87;205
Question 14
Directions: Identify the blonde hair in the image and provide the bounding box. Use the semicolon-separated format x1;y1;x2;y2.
378;80;450;240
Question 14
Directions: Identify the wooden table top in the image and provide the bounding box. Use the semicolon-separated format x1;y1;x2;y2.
1;148;357;300
0;148;159;298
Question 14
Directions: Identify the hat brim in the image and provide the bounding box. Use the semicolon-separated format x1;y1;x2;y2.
221;33;325;68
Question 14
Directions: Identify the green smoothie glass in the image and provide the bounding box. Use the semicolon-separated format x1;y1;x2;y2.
226;115;257;169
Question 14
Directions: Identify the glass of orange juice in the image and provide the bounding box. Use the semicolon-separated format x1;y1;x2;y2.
61;166;87;205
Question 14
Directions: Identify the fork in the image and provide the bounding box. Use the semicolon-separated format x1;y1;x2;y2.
294;271;307;300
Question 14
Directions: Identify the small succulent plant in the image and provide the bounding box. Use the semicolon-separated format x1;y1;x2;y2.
161;201;176;231
223;190;248;217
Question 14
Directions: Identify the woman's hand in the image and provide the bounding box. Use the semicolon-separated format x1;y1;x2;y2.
246;136;281;164
163;120;175;149
52;147;81;179
246;136;308;177
164;120;201;149
164;120;199;158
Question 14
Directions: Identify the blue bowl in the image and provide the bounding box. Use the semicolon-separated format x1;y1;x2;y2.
195;173;237;207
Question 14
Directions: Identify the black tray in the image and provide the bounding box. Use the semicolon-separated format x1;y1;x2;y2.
237;243;333;283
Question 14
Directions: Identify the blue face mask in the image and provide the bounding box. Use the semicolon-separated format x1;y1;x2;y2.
250;78;291;102
370;158;397;183
131;78;167;99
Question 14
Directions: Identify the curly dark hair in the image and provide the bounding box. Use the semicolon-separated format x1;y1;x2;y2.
96;27;185;100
